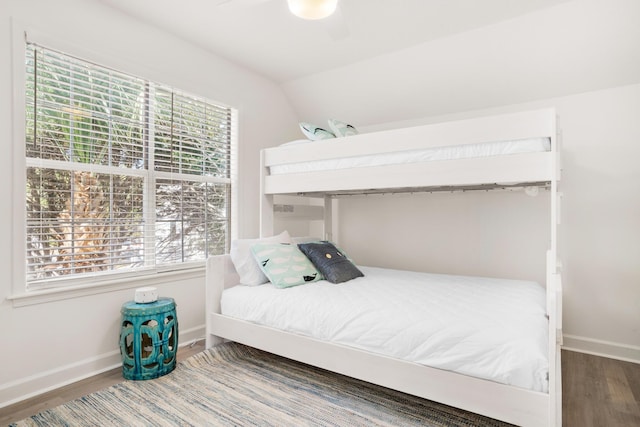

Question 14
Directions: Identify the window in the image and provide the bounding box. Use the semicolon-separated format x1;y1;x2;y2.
25;43;236;288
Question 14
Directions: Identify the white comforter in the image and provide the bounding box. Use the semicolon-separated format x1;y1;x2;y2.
221;266;549;392
270;137;551;175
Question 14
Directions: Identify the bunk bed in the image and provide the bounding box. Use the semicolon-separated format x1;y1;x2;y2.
205;108;563;427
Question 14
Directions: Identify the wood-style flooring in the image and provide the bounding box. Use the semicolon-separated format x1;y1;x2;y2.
1;347;639;426
563;350;640;426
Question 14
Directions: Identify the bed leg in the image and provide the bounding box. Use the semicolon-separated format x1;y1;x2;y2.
206;334;225;349
205;255;238;349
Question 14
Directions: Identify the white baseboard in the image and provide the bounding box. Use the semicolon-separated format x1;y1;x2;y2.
562;334;640;364
0;325;205;409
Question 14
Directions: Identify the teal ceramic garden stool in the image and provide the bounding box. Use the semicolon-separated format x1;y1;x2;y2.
119;297;178;380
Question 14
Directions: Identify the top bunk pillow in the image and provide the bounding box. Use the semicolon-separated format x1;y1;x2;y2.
328;119;359;138
230;230;291;285
298;241;364;284
299;122;335;141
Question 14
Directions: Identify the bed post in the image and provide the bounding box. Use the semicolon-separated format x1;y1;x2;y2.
547;109;563;426
260;149;274;238
324;195;333;241
205;255;240;349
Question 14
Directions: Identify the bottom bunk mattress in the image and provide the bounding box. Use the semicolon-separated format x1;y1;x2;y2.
220;266;549;393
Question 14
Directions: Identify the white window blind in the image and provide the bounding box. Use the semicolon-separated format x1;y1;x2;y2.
25;42;236;287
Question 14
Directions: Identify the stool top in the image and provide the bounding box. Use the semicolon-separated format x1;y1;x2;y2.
121;297;176;316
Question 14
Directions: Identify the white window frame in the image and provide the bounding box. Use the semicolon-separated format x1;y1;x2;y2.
9;25;238;306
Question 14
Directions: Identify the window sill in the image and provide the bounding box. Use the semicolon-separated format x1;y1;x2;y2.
8;265;205;308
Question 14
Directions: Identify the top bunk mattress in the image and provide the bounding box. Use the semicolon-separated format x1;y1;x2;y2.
221;265;549;393
270;137;551;175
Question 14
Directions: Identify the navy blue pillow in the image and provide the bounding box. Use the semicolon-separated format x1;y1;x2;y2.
298;241;364;284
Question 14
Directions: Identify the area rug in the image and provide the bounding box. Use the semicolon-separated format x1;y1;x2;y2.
13;342;512;426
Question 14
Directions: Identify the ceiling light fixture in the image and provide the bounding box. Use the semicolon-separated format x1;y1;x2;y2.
287;0;338;20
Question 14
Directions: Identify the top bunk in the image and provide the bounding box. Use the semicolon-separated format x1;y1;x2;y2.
261;108;559;197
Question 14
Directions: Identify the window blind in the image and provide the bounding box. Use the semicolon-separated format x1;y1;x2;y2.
25;43;235;287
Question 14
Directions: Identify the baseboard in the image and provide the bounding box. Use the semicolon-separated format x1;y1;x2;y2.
0;325;205;409
562;334;640;364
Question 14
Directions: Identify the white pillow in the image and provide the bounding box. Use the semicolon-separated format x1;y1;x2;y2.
230;230;291;285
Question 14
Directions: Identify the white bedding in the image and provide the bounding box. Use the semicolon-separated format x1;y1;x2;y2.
270;137;551;175
221;266;549;392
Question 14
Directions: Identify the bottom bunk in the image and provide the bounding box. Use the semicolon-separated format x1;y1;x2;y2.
205;254;562;427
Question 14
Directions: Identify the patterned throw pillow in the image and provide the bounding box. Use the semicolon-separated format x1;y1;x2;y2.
297;241;364;284
251;243;322;288
299;122;335;141
328;119;358;137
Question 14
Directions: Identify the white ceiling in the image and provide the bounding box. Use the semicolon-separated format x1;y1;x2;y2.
98;0;569;83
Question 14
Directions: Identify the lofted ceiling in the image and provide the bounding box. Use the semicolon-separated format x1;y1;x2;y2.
98;0;569;84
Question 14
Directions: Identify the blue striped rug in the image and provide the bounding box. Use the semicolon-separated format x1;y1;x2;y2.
13;342;512;426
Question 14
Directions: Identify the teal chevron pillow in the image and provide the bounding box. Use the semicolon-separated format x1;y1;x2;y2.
328;119;358;137
251;242;322;288
299;122;335;141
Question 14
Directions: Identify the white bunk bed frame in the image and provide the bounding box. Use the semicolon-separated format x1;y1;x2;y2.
205;108;563;427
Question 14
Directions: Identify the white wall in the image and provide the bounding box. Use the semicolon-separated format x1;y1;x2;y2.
340;190;549;284
280;0;640;362
0;0;298;407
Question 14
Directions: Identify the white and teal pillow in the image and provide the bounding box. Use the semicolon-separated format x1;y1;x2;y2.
328;119;358;138
299;122;335;141
251;242;322;288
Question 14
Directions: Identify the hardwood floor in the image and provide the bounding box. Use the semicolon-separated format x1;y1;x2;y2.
2;347;639;426
562;350;640;426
